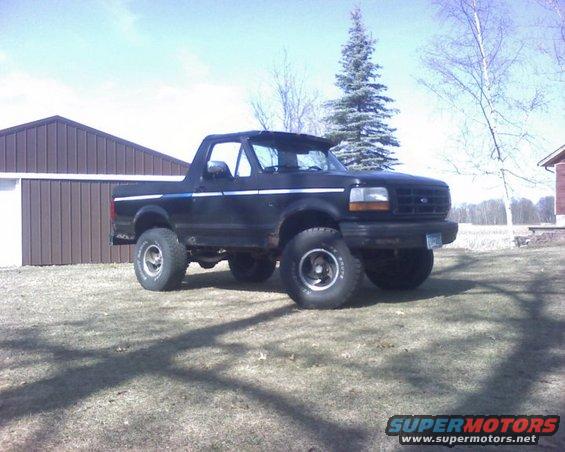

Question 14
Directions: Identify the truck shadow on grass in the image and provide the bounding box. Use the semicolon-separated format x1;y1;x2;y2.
180;269;477;308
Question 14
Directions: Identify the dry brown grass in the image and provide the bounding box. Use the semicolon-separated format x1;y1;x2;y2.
0;247;564;450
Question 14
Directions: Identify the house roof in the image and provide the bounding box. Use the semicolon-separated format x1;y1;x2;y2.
0;115;189;168
538;144;565;168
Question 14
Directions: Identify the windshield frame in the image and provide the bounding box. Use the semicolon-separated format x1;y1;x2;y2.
249;138;347;174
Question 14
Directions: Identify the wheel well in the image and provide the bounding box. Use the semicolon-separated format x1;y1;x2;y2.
134;212;171;239
278;210;339;247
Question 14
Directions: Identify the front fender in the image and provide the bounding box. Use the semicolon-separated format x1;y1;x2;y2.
278;197;341;224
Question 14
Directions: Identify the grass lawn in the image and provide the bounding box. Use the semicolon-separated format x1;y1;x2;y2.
0;247;563;450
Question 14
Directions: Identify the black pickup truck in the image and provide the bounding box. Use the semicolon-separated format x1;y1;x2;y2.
111;131;457;309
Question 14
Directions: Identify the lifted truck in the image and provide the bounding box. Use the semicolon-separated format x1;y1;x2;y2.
111;131;457;309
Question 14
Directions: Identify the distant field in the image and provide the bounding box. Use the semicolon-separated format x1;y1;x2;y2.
446;223;533;251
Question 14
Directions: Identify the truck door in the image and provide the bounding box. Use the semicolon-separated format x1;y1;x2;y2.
187;140;259;247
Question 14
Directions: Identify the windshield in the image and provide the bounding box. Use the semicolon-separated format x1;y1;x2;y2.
250;139;346;173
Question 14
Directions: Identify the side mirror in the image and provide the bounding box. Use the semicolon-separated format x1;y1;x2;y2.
206;160;232;179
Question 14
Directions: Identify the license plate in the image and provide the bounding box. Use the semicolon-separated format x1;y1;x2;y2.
426;233;443;249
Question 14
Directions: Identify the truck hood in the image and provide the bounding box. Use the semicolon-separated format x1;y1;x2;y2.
297;170;448;188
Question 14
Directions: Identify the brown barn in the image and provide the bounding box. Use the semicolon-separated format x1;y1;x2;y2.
0;116;189;266
538;144;565;226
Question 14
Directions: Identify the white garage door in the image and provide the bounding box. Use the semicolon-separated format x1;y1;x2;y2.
0;179;22;267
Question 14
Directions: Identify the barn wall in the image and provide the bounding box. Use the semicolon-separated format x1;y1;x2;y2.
21;179;133;265
556;162;565;222
0;118;188;176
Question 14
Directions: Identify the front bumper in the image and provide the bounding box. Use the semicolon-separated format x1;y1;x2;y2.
339;220;458;249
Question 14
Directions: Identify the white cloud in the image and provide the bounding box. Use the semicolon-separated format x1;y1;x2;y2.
0;71;255;163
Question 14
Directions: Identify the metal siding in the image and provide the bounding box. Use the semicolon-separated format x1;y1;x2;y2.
70;181;83;263
57;122;68;172
0;116;189;175
162;159;171;175
37;125;47;172
6;133;16;171
144;153;153;174
556;163;565;215
21;180;31;265
21;179;135;265
125;145;135;175
6;115;188;266
40;181;51;264
47;122;57;172
87;132;97;174
100;183;111;263
67;125;78;172
91;183;101;263
26;128;37;172
51;181;62;265
97;135;107;173
16;130;26;171
0;135;5;169
61;181;72;264
107;140;116;174
135;150;143;174
81;182;92;262
116;143;126;174
77;128;87;173
29;180;42;265
154;156;163;174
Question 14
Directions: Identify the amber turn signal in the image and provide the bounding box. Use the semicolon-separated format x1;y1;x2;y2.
349;201;390;211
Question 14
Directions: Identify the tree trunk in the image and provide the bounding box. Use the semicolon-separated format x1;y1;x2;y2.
472;0;516;246
500;167;515;246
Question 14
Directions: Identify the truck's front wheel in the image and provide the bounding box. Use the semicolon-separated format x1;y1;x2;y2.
280;228;364;309
228;253;276;283
134;228;188;291
365;248;434;290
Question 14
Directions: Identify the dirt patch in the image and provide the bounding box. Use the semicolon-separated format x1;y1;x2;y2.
1;247;564;450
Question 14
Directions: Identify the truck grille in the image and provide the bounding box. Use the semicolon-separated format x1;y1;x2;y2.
394;187;450;216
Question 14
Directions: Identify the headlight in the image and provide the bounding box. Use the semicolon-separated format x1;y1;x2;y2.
349;187;389;211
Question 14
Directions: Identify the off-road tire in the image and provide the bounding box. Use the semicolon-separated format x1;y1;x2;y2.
134;228;188;291
365;248;434;290
280;227;364;309
228;253;276;283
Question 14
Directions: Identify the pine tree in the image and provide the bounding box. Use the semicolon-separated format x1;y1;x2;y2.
326;7;399;171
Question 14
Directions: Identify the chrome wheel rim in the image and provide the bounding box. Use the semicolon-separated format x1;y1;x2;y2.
298;248;339;291
143;244;163;277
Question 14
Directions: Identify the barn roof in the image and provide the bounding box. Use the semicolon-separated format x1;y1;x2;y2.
538;144;565;168
0;115;189;176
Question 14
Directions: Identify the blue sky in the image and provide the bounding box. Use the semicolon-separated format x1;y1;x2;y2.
0;0;562;203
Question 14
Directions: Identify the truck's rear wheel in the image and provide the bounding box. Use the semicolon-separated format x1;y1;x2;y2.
280;227;364;309
228;253;276;283
134;228;188;291
365;248;434;290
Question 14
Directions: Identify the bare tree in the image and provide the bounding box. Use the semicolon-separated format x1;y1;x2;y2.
420;0;545;245
536;195;556;223
250;51;324;135
535;0;565;71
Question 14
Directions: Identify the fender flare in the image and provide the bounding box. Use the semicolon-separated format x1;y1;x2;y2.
276;198;341;237
133;205;173;234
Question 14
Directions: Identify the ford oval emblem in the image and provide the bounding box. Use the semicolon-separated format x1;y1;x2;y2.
420;197;429;204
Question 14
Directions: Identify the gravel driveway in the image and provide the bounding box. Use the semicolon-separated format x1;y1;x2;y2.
1;247;563;450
